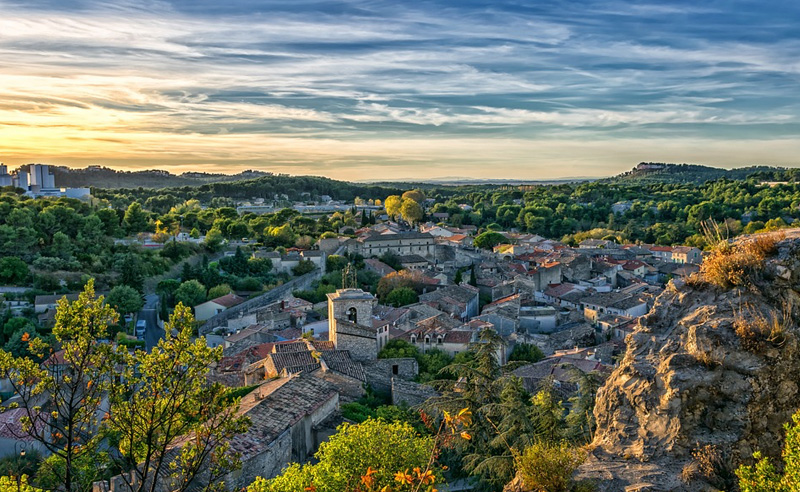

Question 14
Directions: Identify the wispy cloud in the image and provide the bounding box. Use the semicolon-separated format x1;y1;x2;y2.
0;0;798;179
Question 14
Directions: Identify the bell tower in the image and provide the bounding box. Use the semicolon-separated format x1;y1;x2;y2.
326;288;383;361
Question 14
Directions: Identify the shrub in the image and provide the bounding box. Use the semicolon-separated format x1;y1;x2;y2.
733;304;789;352
698;232;783;288
515;441;588;492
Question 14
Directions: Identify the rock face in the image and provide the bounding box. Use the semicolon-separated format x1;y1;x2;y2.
576;232;800;491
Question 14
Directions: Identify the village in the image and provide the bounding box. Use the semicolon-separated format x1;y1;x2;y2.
99;218;703;490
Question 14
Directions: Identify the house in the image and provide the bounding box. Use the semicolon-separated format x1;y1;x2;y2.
195;293;246;322
621;260;648;277
363;258;396;277
187;374;340;489
581;292;648;324
398;254;430;270
671;246;702;265
648;245;673;262
34;293;80;313
418;284;480;321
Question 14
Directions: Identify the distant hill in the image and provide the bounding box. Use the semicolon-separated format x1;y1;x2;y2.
605;162;785;184
16;164;276;189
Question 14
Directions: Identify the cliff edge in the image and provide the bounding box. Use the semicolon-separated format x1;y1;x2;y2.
575;231;800;491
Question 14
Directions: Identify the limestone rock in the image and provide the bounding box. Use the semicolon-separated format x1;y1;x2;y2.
575;231;800;491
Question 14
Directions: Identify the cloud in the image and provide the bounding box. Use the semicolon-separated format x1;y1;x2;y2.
0;0;799;178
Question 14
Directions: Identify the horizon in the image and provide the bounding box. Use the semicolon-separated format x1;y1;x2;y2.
2;1;799;180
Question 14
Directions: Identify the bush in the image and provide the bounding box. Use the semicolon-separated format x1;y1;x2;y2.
733;304;789;352
698;233;782;288
341;402;376;423
515;441;588;492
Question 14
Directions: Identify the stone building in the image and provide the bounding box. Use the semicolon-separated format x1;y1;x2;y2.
352;231;435;260
327;288;387;361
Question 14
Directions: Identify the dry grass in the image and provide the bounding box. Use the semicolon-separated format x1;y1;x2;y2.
697;232;784;288
685;444;735;489
733;303;790;352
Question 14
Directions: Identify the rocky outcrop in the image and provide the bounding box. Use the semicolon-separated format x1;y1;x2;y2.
576;232;800;491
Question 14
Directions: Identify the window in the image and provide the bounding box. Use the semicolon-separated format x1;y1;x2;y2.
347;307;357;323
425;336;430;344
392;364;399;375
437;336;443;344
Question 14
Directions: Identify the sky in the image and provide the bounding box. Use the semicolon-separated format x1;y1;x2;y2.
0;0;799;181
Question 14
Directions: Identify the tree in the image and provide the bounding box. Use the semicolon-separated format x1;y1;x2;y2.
473;231;506;250
378;339;419;359
292;260;316;276
384;287;418;307
384;195;402;219
123;202;149;234
400;199;423;225
204;228;224;252
509;343;545;363
325;255;348;273
0;256;28;284
454;268;463;285
469;265;477;287
401;189;426;203
248;419;436;492
0;280;117;492
737;409;800;491
107;285;144;317
207;283;233;301
106;304;250;492
174;280;207;308
515;441;587;492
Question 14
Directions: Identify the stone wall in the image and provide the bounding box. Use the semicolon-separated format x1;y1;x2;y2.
200;271;319;334
363;358;418;393
391;378;438;408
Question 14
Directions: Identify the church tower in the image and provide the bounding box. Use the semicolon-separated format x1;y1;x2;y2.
326;288;385;361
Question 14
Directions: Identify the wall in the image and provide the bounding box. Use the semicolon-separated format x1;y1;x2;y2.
200;271;319;334
391;379;438;407
363;358;418;393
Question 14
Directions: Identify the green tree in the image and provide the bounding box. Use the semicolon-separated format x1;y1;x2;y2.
292;260;316;276
384;287;418;307
106;304;250;492
473;231;506;250
0;256;28;284
174;280;207;308
106;285;145;317
0;280;117;492
248;419;436;492
204;228;224;252
378;339;420;359
207;283;233;300
737;409;800;491
325;255;348;273
509;343;545;363
123;202;149;234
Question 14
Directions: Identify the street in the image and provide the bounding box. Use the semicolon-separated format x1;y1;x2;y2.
140;294;164;351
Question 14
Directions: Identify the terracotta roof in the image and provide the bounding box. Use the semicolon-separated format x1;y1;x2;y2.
209;293;246;308
227;374;338;461
268;351;321;375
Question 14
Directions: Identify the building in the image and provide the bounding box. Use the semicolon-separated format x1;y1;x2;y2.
581;292;648;324
418;284;480;321
353;231;435;260
194;293;246;322
327;288;386;361
671;246;702;265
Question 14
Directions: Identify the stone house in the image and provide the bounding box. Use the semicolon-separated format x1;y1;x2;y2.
195;294;246;322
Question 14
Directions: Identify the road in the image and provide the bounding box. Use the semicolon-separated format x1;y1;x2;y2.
139;294;164;351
